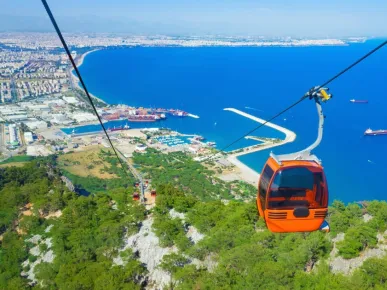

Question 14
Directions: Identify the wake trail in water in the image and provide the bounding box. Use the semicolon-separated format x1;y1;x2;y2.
245;106;264;112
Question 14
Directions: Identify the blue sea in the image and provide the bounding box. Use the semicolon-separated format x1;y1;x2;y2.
72;40;387;203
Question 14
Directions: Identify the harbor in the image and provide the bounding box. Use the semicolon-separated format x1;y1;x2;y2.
154;135;192;147
100;106;200;123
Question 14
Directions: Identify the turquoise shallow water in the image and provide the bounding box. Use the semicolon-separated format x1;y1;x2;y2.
70;40;387;203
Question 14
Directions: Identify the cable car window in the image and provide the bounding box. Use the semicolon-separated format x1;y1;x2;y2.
259;165;274;200
271;167;314;190
314;172;328;207
268;167;326;209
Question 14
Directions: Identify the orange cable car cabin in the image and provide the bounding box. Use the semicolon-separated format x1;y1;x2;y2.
257;156;328;233
257;87;332;233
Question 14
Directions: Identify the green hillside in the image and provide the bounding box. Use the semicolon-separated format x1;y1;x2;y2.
1;156;387;289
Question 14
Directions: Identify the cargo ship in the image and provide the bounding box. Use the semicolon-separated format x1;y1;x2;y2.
364;128;387;136
167;109;188;117
350;99;368;103
108;124;130;132
172;111;188;117
127;115;160;122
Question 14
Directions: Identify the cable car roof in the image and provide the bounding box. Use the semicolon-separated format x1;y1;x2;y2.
270;152;322;166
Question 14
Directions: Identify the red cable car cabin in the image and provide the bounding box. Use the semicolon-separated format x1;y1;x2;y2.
257;156;328;233
256;87;331;233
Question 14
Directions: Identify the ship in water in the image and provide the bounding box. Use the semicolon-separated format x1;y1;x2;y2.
364;128;387;136
206;141;216;147
172;111;187;117
350;99;368;103
108;123;130;132
193;136;205;141
127;114;165;122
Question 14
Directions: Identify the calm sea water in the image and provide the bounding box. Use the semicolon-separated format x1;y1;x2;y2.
73;40;387;203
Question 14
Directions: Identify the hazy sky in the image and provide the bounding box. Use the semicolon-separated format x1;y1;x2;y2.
1;0;386;37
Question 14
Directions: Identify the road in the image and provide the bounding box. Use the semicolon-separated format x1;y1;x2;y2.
116;148;146;203
0;124;11;162
0;124;4;148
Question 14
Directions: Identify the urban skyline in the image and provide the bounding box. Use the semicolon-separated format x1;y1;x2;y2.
1;0;387;37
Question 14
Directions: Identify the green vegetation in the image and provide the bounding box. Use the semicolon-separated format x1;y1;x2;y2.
153;185;196;251
152;184;387;289
2;154;387;289
0;160;67;289
0;155;34;165
73;88;106;108
59;149;135;194
0;159;146;289
229;180;257;198
337;224;378;258
133;149;255;201
133;149;232;200
41;192;146;290
154;185;332;288
327;200;387;258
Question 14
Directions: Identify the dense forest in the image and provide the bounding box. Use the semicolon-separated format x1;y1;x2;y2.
0;159;145;289
1;156;387;289
154;185;387;289
132;149;256;201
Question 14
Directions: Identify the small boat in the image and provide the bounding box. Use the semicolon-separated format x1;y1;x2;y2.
350;99;368;103
364;128;387;136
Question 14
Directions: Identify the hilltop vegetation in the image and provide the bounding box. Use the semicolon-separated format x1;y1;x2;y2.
57;146;119;179
132;149;256;201
0;159;145;289
152;185;387;289
58;148;135;194
1;154;387;289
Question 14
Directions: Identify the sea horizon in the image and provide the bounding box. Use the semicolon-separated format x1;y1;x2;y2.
73;40;387;204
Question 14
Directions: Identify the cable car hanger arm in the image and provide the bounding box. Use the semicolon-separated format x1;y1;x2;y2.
270;87;332;165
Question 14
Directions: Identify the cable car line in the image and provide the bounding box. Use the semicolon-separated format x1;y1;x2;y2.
217;39;387;154
41;0;131;178
257;88;332;233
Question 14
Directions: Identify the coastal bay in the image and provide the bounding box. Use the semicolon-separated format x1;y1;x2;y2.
76;43;387;203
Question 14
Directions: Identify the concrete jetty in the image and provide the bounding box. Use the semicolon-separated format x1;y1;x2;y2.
222;108;297;183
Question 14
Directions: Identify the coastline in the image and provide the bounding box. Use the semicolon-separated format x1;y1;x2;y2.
222;108;297;185
227;154;260;186
71;49;107;105
75;49;100;68
67;50;296;187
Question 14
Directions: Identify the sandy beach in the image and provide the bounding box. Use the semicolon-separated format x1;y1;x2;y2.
225;154;260;186
71;49;107;105
221;108;297;186
75;49;100;68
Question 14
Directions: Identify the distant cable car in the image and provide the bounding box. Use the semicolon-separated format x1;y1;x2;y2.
257;87;332;233
133;192;140;201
